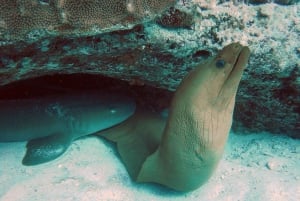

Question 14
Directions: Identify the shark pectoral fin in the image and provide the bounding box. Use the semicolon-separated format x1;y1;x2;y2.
22;133;72;166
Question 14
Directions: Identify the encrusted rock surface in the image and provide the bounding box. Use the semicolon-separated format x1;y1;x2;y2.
0;0;299;137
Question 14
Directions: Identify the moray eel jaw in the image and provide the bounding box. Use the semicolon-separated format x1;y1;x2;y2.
137;43;250;192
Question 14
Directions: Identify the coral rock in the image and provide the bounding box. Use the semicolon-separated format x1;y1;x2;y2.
0;0;176;41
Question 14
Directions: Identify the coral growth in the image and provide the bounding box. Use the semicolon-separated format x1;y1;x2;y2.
195;0;299;7
156;7;194;29
0;1;60;39
0;0;176;41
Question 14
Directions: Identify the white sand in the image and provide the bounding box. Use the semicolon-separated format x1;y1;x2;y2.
1;131;299;201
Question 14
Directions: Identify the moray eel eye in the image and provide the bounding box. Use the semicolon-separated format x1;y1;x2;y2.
216;59;226;68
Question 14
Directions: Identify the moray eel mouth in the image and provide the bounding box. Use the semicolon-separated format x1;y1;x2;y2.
231;45;250;74
215;42;250;76
210;43;250;108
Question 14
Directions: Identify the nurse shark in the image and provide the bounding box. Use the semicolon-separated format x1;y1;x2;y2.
0;91;135;165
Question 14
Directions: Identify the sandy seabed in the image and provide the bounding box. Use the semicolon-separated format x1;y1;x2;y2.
1;131;299;201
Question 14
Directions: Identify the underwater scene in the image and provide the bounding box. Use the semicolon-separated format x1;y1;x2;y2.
0;0;299;201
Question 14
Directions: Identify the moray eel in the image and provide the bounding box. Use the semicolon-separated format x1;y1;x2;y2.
99;42;250;192
0;91;135;165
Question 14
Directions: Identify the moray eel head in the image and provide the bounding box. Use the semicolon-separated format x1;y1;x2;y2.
212;42;250;108
177;42;250;111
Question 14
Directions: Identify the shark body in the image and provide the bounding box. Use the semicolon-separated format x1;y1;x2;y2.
0;91;135;165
